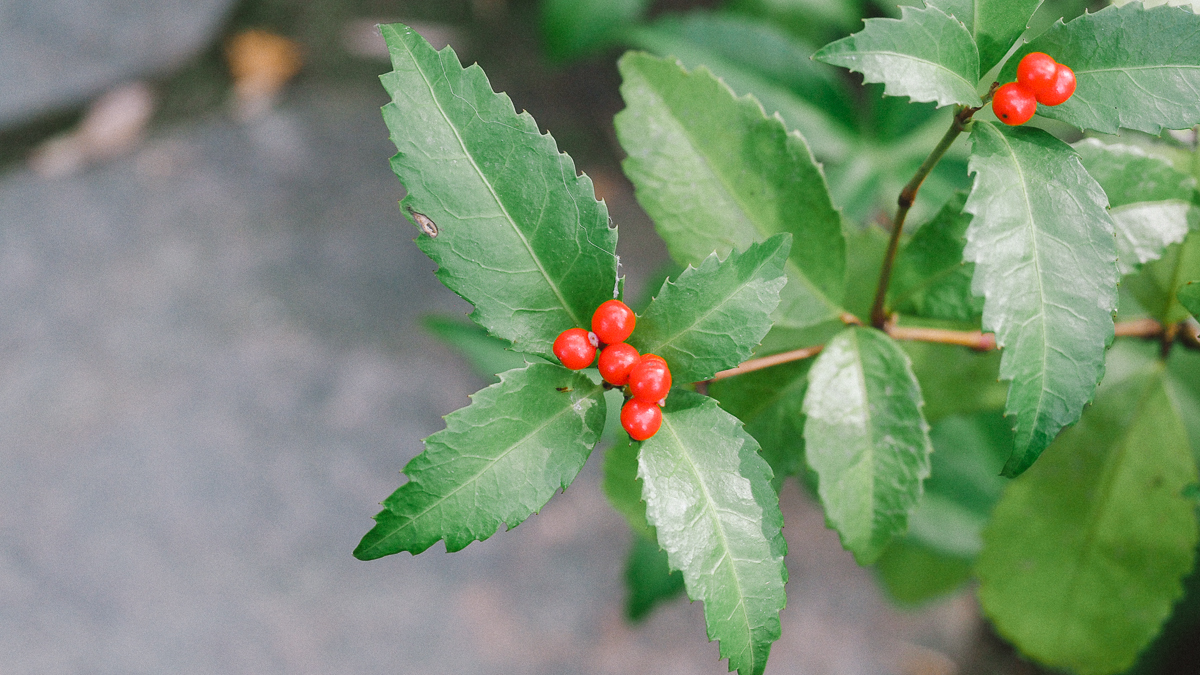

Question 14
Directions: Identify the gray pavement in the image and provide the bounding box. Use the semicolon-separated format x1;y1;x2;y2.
0;75;980;673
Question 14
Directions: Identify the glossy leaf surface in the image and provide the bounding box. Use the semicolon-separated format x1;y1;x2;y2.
639;392;787;675
615;52;846;331
1000;3;1200;135
814;5;981;108
1073;139;1198;275
802;326;933;564
927;0;1043;74
630;235;789;383
380;24;618;358
710;358;812;490
963;122;1117;477
889;191;983;321
977;367;1199;675
355;364;605;559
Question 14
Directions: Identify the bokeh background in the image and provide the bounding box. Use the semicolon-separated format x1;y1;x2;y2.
1;0;1196;673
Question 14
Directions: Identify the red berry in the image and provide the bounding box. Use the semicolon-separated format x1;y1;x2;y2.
621;398;662;441
598;342;640;386
992;83;1037;126
629;355;671;402
1016;52;1058;97
553;328;596;370
1038;64;1076;106
591;300;636;345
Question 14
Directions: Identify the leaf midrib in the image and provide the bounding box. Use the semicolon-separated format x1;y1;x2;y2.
398;33;582;327
992;128;1052;453
365;380;600;554
660;414;758;673
637;66;841;316
644;253;777;364
827;49;978;98
847;329;880;551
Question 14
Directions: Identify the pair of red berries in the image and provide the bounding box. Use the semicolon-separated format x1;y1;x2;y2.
552;299;671;441
993;52;1077;126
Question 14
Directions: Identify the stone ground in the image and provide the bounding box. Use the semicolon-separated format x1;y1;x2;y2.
0;5;998;674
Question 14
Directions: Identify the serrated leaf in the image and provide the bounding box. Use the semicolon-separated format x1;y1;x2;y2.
423;315;535;381
615;52;846;332
977;366;1200;675
629;235;789;383
889;191;984;321
927;0;1043;74
1180;281;1200;318
999;3;1200;135
710;358;813;490
623;11;858;127
813;5;981;108
1074;139;1199;275
379;24;617;359
619;23;855;160
624;535;685;622
355;363;605;559
802;326;933;564
603;437;655;540
639;392;787;675
963;122;1117;477
1126;230;1200;326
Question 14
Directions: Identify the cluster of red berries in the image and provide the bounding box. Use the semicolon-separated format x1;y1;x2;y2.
993;52;1076;126
552;300;671;441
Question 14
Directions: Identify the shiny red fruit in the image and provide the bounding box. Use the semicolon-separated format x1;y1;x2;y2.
621;398;662;441
1038;64;1076;106
1016;52;1058;97
552;328;596;370
598;342;640;386
591;299;637;345
993;82;1037;126
629;355;671;402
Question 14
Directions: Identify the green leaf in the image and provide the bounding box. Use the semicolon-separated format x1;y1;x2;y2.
874;540;973;607
639;392;787;675
1073;139;1199;275
355;363;606;559
889;191;984;321
1126;231;1200;325
540;0;649;61
629;235;789;383
603;437;655;540
622;11;858;128
963;122;1118;477
423;315;535;381
977;366;1200;675
802;326;933;564
907;411;1010;557
999;3;1200;135
927;0;1042;74
813;5;981;108
1180;281;1200;318
710;358;813;490
615;52;846;332
904;340;1007;423
379;24;618;359
624;535;686;622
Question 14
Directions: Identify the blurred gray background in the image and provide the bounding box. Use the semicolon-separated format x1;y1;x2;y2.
0;0;1023;672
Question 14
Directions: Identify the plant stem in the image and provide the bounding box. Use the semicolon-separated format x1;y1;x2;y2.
701;318;1194;384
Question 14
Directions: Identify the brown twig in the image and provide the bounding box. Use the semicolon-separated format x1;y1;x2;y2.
707;344;825;382
886;325;996;351
1114;318;1163;338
